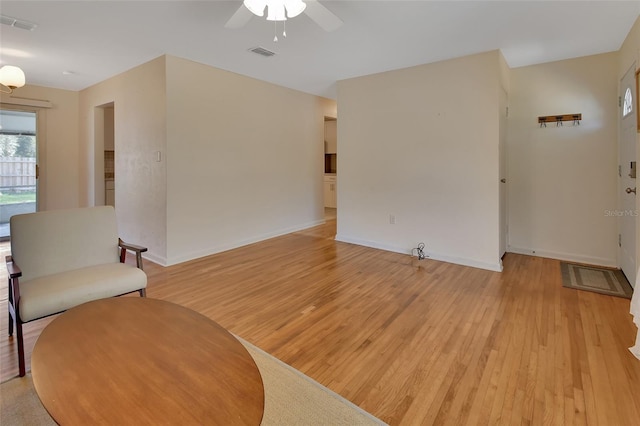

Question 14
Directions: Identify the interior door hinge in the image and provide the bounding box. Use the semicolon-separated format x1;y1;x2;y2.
619;165;622;177
506;106;509;117
619;96;622;107
619;234;622;247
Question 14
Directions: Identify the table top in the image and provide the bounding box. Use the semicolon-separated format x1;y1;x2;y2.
31;297;264;425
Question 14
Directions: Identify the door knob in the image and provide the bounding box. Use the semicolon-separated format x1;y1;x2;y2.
500;178;506;183
626;187;636;194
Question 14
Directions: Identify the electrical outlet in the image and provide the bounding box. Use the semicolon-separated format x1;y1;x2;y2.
389;215;396;224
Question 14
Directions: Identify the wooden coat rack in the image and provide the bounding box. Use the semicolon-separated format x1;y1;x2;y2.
538;113;581;127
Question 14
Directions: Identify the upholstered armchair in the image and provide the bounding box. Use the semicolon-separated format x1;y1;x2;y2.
6;206;148;376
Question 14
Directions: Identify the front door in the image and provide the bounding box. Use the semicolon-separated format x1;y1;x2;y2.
619;64;637;287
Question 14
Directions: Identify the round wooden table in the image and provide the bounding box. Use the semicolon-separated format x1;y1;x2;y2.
31;298;264;425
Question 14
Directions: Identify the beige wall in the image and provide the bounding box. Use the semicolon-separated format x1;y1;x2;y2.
164;56;334;265
2;57;333;267
77;55;334;265
619;15;640;78
79;57;168;263
1;86;80;210
507;52;619;266
336;51;503;271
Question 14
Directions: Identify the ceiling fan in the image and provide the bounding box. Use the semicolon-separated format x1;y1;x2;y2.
224;0;343;33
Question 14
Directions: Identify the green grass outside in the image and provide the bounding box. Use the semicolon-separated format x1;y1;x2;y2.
0;192;36;204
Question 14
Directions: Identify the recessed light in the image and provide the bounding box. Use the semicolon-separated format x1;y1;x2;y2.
62;71;75;76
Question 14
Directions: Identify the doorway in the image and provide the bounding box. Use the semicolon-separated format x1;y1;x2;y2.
94;103;115;207
103;105;115;207
619;63;637;287
0;109;37;240
323;116;337;222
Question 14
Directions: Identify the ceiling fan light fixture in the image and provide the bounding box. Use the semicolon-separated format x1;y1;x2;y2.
283;0;306;18
266;2;287;21
246;0;307;22
0;65;26;93
244;0;267;17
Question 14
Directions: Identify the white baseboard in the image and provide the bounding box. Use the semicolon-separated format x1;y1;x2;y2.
507;246;617;268
335;234;503;272
164;219;326;266
142;252;167;267
427;252;503;272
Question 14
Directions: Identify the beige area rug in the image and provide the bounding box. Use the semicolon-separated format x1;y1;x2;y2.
560;262;633;299
0;338;386;426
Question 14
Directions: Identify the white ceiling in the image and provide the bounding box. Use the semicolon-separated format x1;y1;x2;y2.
0;1;638;100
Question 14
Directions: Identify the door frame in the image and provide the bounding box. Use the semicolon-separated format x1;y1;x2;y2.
0;106;42;241
1;102;48;212
618;63;638;287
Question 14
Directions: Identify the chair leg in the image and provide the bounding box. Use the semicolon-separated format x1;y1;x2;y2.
8;278;14;336
8;308;13;336
16;320;25;377
8;309;13;336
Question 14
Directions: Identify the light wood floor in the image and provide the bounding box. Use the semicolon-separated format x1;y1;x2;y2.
2;219;640;425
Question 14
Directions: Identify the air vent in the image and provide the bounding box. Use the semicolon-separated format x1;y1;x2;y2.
248;46;276;57
1;15;37;31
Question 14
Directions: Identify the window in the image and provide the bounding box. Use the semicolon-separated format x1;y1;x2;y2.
623;87;633;117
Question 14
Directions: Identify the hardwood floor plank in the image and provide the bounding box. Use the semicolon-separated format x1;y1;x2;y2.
2;220;640;425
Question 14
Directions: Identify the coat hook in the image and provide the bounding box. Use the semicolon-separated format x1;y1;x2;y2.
538;113;582;128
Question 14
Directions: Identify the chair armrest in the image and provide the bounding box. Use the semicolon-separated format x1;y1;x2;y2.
118;239;148;270
5;255;22;279
119;240;148;253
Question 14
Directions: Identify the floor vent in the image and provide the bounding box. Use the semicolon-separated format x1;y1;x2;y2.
248;46;276;57
0;15;37;31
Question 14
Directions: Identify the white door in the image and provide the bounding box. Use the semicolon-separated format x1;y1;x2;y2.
619;64;637;287
499;89;508;259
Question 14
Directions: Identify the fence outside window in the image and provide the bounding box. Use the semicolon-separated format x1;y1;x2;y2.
0;157;36;188
0;157;36;227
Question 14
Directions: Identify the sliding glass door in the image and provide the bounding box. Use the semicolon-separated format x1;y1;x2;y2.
0;109;37;240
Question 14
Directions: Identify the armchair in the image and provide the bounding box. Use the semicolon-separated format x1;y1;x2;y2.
6;206;148;376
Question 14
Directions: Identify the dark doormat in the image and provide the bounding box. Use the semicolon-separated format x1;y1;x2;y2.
560;262;633;299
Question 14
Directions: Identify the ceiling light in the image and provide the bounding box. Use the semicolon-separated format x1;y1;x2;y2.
244;0;306;42
244;0;267;16
244;0;306;21
282;0;306;18
0;65;26;94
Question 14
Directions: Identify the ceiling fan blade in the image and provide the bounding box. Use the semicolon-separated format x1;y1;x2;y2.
224;4;254;29
303;0;343;32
